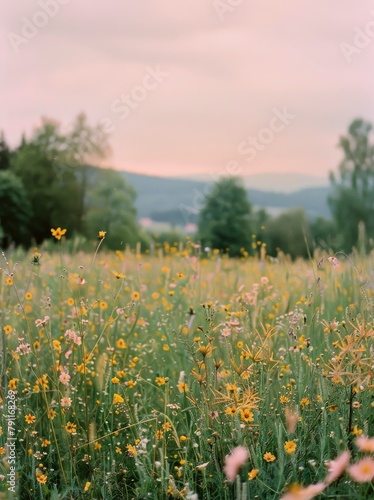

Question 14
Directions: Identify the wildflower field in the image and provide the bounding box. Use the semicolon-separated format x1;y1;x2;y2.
0;238;373;499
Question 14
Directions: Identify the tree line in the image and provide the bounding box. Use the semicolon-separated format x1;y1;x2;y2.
0;114;146;250
0;116;373;258
198;118;374;257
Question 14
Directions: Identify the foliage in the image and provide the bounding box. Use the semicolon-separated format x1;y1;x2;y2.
0;131;11;171
0;244;373;499
28;113;110;167
83;168;145;250
151;229;186;248
198;177;253;256
310;216;340;252
329;119;374;252
6;115;143;249
4;116;374;259
10;140;81;243
266;208;313;259
0;171;32;246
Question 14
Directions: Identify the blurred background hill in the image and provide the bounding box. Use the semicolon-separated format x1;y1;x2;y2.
122;171;331;225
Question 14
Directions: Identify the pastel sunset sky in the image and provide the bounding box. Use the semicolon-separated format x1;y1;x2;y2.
1;0;374;179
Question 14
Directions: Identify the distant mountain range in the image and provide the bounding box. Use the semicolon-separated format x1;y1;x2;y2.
120;171;332;226
185;172;329;193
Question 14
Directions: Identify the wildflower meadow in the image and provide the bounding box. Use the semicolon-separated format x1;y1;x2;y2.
0;232;373;499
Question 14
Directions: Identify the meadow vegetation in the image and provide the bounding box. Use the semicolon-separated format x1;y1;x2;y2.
0;234;373;499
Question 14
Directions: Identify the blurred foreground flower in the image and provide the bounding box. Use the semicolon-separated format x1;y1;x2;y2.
327;256;339;268
325;450;350;484
356;435;374;453
280;482;325;500
285;407;298;433
223;446;249;482
348;457;374;483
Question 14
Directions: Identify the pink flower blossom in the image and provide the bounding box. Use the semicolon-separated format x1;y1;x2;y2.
285;407;298;434
35;316;49;328
15;340;32;355
61;397;72;408
356;435;374;453
221;327;231;338
59;371;70;386
280;482;325;500
348;457;374;483
65;329;82;345
223;446;249;482
327;256;339;268
325;450;350;484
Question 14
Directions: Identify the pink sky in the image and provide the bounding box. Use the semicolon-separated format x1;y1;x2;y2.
1;0;374;179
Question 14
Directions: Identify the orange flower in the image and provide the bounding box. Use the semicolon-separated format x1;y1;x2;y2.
225;406;237;416
65;422;77;434
263;452;276;462
3;325;12;335
284;441;297;455
116;338;127;349
50;227;67;240
8;378;19;390
240;408;254;423
36;473;48;484
178;381;189;393
25;414;36;424
248;468;259;480
113;271;125;279
113;393;124;404
155;376;166;386
126;444;137;457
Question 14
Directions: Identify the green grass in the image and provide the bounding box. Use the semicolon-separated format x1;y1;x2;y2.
0;241;373;499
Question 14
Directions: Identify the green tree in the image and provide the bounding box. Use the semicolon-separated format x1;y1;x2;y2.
84;169;144;250
328;119;374;252
198;177;253;256
252;208;271;250
10;115;110;243
310;216;339;252
28;114;110;233
0;171;32;247
11;140;80;243
0;131;11;171
267;208;312;259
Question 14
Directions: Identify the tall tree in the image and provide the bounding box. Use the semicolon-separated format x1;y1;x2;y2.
328;119;374;252
0;171;32;247
11;140;80;243
84;169;144;249
29;114;110;232
0;131;11;171
310;216;339;252
266;208;312;259
198;177;253;256
10;115;110;243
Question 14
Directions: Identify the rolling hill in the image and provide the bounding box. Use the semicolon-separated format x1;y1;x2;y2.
120;171;332;225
